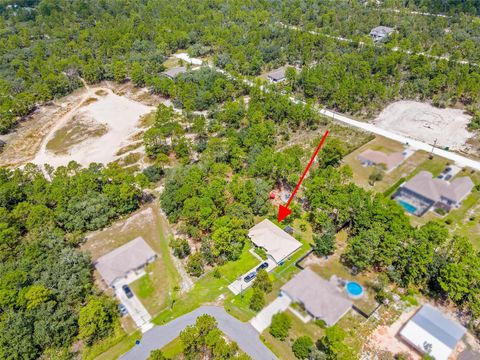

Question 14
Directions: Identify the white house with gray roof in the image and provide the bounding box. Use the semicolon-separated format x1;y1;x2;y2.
95;237;157;287
281;268;352;326
400;304;466;360
370;26;394;42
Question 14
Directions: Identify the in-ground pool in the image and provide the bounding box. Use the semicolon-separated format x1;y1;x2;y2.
397;200;417;214
346;282;364;299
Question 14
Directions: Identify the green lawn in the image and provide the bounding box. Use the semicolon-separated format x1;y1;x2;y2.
161;337;183;358
153;245;258;325
83;324;140;360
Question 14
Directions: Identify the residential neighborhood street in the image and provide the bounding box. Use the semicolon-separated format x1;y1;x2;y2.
119;306;278;360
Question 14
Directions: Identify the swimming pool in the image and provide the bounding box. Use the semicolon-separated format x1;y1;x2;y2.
346;282;364;299
398;200;417;214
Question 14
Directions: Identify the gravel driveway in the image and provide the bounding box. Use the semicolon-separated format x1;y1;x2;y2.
119;306;277;360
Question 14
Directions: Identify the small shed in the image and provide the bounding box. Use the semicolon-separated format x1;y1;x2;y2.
266;67;287;83
399;304;466;360
163;66;187;79
369;26;394;42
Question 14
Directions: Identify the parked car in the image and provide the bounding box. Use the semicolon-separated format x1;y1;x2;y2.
122;284;134;299
244;271;256;282
119;303;128;316
256;262;269;271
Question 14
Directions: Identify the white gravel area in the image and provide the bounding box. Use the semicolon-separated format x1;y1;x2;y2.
33;87;155;168
374;101;474;151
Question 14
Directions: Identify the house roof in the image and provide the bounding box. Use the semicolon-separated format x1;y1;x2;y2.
370;26;394;37
248;219;301;263
358;149;405;170
95;237;156;286
402;171;474;203
163;66;187;79
281;269;352;326
267;67;287;81
400;304;466;360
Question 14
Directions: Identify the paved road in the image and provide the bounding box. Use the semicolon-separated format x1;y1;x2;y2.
119;306;278;360
214;65;480;171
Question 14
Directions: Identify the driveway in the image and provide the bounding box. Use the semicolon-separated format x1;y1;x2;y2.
119;306;277;360
250;295;291;333
115;281;152;332
228;258;277;295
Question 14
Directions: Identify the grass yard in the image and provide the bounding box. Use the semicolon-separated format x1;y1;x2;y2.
161;337;183;358
261;310;325;360
83;323;140;360
153;245;258;325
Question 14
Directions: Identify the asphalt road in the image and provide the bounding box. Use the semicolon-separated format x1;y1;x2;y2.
119;306;278;360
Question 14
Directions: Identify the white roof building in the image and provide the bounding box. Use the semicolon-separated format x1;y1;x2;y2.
248;219;301;263
94;237;157;287
400;304;466;360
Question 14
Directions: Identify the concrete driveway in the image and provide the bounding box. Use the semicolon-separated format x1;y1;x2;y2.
115;281;152;332
250;294;291;333
119;306;277;360
228;258;277;295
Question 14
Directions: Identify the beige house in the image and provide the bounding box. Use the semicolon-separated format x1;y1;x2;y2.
248;219;301;264
358;149;405;171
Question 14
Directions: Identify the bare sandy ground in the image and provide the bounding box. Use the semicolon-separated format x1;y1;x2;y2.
374;101;475;151
31;86;155;168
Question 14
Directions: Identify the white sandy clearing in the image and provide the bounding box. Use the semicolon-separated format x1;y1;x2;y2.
374;101;474;151
173;52;203;65
33;87;155;168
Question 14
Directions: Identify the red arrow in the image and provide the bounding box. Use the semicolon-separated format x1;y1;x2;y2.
277;130;329;223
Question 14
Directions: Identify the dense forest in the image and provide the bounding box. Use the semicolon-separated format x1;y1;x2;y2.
2;0;480;132
0;162;146;359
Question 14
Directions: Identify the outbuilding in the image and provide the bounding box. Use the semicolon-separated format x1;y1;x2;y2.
399;304;466;360
163;66;187;79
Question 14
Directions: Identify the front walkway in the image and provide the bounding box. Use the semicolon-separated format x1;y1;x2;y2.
250;295;292;333
119;306;277;360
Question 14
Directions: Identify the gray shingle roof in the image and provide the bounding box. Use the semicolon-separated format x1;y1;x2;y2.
163;66;187;79
402;171;474;203
370;26;394;37
94;237;156;286
281;268;352;326
267;67;287;82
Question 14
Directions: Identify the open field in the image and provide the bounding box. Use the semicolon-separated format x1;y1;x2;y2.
374;101;475;153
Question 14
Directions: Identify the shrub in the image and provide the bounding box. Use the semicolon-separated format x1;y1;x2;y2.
269;312;291;340
292;336;314;359
186;252;204;277
434;207;446;215
249;288;265;312
142;165;164;182
170;237;191;259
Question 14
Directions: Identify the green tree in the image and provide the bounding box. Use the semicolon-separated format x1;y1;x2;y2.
148;349;167;360
318;325;353;359
269;312;291;340
78;295;118;345
186;252;204;277
252;269;272;293
249;288;265;312
292;336;314;359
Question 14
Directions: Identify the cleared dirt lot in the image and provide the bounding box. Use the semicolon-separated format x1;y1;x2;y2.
374;101;475;152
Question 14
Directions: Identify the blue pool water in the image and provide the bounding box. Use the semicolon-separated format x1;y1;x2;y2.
346;282;364;298
398;200;417;214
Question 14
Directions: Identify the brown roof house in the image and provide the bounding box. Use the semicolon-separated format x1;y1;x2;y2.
358;149;406;171
95;237;157;287
281;268;352;326
393;171;474;215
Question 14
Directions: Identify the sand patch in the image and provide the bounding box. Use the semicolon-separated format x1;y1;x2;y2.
374;101;474;151
33;88;155;168
46;112;108;155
